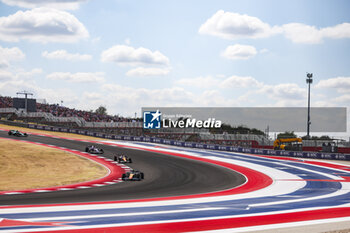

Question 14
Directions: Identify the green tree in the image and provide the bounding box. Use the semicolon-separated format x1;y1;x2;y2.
319;135;332;140
301;135;332;140
95;106;107;115
277;131;297;139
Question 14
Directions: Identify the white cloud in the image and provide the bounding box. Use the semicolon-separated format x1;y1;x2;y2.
83;91;104;100
316;77;350;93
79;82;246;115
219;75;263;89
0;60;9;69
175;76;220;89
0;46;25;61
126;67;170;77
334;94;350;103
221;44;257;60
199;10;280;40
101;45;170;67
0;70;14;81
199;10;350;44
259;48;269;54
0;8;89;43
176;76;311;107
199;90;239;106
0;46;25;69
101;84;196;112
0;68;42;81
17;68;43;79
124;38;131;45
42;50;92;61
282;23;323;44
176;75;263;90
258;83;306;100
279;23;350;44
91;37;101;43
0;0;88;10
46;72;105;83
0;69;71;106
321;23;350;39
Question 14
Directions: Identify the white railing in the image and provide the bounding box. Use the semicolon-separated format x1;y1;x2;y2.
0;108;18;114
198;132;269;144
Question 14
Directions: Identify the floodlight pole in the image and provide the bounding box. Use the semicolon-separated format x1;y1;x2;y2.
16;91;33;113
306;73;313;140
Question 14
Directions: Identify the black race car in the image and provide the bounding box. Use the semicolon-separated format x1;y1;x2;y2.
85;145;104;154
8;130;28;137
114;154;132;163
122;170;144;181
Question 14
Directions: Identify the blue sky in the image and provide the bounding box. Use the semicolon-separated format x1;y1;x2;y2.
0;0;349;136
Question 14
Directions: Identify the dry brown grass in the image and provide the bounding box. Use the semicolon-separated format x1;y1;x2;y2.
0;138;108;191
0;123;102;140
324;230;350;233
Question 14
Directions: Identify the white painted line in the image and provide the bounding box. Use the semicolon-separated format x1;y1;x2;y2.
249;189;350;208
18;207;226;221
104;182;117;184
33;190;51;193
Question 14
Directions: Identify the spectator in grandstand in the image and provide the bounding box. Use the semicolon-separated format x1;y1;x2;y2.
36;101;140;123
0;96;13;108
2;96;142;123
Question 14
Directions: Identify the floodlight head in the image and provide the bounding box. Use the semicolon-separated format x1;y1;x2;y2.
306;73;313;84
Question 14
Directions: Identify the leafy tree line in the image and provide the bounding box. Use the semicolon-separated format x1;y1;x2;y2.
209;123;265;135
161;118;266;135
277;131;332;140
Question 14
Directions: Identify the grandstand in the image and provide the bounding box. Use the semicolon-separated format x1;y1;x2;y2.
0;95;141;126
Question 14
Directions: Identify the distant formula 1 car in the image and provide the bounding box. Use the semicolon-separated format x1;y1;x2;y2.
122;170;144;181
114;154;132;163
8;130;28;137
85;145;104;154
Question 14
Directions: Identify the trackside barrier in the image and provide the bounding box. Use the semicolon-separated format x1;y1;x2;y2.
23;123;350;161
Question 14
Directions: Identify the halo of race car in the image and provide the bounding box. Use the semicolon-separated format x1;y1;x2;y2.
114;154;132;163
85;145;104;154
122;170;144;181
8;130;28;137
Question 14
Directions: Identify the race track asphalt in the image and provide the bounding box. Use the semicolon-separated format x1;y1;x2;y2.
0;131;245;205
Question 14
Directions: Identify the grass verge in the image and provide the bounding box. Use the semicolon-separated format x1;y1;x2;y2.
0;138;108;191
